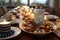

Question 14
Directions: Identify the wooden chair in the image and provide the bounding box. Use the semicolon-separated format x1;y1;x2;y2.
55;8;60;17
44;6;55;15
2;6;16;13
0;7;5;17
2;6;8;13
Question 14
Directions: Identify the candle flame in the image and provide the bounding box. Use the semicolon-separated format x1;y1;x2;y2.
44;15;47;20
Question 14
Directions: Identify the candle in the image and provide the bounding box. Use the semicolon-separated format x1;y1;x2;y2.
0;20;10;25
44;15;48;21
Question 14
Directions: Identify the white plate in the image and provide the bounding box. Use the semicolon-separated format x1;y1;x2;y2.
44;12;49;14
46;15;59;19
54;29;60;37
0;27;21;40
20;22;57;35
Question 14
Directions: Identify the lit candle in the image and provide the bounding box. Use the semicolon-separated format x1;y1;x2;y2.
0;20;10;25
44;15;48;21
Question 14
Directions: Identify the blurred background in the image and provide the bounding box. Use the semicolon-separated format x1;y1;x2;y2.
0;0;60;17
0;0;47;6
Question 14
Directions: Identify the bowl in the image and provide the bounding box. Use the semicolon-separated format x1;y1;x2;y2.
19;21;57;36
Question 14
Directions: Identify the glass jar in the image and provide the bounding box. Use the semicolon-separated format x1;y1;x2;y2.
33;8;45;25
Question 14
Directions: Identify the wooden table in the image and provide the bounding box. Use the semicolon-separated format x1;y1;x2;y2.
8;31;60;40
5;6;60;40
6;24;60;40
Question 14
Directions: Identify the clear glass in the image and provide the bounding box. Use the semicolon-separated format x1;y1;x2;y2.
34;8;45;25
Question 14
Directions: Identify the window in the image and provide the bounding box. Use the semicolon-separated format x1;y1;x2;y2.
21;0;28;5
0;0;47;7
0;0;9;6
0;0;21;7
20;0;47;6
30;0;47;6
0;0;6;6
5;0;9;6
9;0;21;6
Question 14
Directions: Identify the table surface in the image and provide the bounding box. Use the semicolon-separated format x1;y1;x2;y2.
5;6;60;40
7;30;60;40
6;24;60;40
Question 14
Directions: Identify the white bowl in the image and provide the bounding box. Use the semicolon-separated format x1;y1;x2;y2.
19;22;57;35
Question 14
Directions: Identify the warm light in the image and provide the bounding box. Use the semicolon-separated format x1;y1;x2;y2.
30;13;34;19
11;15;16;20
22;6;30;12
56;22;60;29
0;20;10;25
44;15;48;20
56;19;60;29
27;12;31;15
59;23;60;24
25;8;30;12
